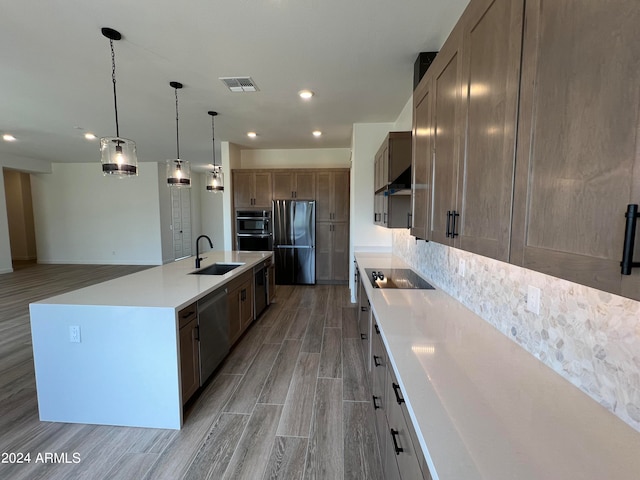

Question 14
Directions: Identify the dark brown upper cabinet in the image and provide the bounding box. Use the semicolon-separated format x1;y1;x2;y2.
511;0;640;300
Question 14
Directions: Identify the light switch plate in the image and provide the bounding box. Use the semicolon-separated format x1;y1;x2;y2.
526;285;541;315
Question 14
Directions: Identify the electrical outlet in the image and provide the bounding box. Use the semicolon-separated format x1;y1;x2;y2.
69;325;81;343
459;259;466;277
526;285;541;315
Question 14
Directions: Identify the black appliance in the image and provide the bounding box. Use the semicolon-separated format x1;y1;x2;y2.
236;210;273;251
364;268;435;290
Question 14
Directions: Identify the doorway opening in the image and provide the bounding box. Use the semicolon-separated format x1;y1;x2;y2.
3;168;37;270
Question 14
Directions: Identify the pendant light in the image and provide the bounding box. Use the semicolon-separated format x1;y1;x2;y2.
100;28;138;176
206;111;224;192
166;82;191;187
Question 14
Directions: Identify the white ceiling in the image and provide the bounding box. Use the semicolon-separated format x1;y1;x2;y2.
0;0;468;171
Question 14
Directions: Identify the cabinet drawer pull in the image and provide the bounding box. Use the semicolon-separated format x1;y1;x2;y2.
621;204;640;274
360;306;368;312
372;395;381;410
373;355;382;367
360;333;367;340
446;210;451;237
392;382;405;405
390;429;404;455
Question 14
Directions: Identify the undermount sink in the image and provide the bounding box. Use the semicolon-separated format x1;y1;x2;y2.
191;263;244;275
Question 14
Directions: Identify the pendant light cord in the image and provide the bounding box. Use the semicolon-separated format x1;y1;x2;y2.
211;115;216;167
109;39;120;138
174;87;180;160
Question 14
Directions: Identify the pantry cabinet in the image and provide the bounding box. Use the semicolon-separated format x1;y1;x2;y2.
316;170;350;223
510;0;640;299
316;170;350;283
316;221;349;283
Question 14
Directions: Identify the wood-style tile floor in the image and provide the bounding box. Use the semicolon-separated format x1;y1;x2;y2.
0;264;382;480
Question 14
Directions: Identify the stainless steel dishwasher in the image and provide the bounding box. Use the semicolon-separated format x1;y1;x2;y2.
197;288;229;385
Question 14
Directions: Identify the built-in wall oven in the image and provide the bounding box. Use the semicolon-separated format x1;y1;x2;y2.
236;210;273;251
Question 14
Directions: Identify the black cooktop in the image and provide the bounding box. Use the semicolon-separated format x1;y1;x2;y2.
364;268;435;290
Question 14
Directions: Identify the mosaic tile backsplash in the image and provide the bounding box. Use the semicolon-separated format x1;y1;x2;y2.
392;229;640;432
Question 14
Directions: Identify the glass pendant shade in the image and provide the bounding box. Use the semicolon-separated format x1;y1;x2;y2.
206;167;224;192
101;137;138;176
166;159;191;187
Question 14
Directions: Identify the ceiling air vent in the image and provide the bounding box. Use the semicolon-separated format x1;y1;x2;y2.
219;76;259;92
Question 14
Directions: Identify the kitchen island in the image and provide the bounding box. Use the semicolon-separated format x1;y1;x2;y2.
355;252;640;480
29;251;272;430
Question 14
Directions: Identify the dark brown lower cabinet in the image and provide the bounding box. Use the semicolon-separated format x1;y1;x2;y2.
178;303;199;405
370;315;432;480
227;270;254;345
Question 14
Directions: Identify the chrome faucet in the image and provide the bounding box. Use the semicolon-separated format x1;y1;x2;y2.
195;235;213;268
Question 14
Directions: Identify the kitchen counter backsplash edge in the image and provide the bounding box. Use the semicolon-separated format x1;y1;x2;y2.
392;228;640;432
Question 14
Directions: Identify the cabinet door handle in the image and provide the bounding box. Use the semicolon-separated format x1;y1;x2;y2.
360;306;368;312
383;212;387;224
194;325;200;341
374;324;380;334
621;204;640;274
407;212;412;229
373;355;382;367
446;210;452;237
241;288;246;301
451;210;460;238
360;333;367;340
392;382;405;405
390;429;404;455
372;395;381;410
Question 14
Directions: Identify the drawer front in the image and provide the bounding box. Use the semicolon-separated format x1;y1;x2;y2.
386;368;428;480
178;302;197;328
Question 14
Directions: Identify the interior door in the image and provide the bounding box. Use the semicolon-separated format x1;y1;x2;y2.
171;187;192;260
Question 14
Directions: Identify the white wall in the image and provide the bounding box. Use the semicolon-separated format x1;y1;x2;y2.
222;141;242;251
394;96;413;130
31;163;164;265
198;171;225;252
240;148;351;169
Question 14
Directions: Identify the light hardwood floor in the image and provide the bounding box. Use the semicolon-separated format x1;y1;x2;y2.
0;264;382;480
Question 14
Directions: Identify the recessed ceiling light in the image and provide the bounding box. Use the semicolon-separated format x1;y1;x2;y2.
247;132;257;138
84;133;97;140
312;130;322;137
299;90;314;100
3;134;17;142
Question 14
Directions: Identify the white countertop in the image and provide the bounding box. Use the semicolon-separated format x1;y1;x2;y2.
355;252;640;480
33;251;272;311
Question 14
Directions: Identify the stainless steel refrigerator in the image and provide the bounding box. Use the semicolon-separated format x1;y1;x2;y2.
273;199;315;285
